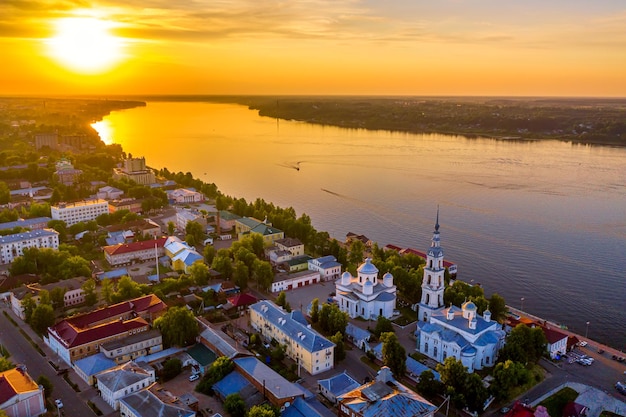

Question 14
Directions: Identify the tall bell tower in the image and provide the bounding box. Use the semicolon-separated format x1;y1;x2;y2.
418;207;446;322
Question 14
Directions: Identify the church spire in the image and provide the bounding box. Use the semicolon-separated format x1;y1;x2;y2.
435;205;440;232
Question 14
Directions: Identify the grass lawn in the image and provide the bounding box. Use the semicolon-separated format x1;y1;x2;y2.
507;364;545;400
539;387;579;417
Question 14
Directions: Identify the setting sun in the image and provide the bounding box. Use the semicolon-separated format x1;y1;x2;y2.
47;17;123;74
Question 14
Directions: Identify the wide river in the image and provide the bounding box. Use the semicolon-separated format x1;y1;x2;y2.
93;101;626;350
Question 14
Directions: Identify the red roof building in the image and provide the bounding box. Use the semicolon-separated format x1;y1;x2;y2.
103;237;167;266
0;367;46;417
227;293;258;311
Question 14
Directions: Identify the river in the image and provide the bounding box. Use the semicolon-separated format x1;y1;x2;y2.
92;101;626;350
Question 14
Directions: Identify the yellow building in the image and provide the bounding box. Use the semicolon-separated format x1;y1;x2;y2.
235;217;284;245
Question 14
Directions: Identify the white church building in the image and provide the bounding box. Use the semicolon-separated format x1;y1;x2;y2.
335;258;397;320
415;211;505;372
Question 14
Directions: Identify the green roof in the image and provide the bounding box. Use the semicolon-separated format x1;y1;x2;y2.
187;343;217;366
219;211;241;221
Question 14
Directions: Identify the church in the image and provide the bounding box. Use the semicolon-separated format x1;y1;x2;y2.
335;258;397;320
416;211;505;372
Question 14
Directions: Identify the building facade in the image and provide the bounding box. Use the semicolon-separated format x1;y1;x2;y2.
418;211;446;323
0;367;46;417
250;300;334;375
96;361;156;410
51;199;109;226
0;229;59;265
103;237;167;266
308;255;342;281
335;258;396;320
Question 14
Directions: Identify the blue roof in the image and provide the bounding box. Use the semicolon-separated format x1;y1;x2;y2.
346;324;371;342
98;268;129;280
234;357;304;399
357;258;378;274
430;306;496;335
283;397;336;417
74;353;116;377
250;300;334;353
317;372;360;396
313;255;337;264
405;357;440;381
213;371;251;399
135;347;185;364
0;229;58;244
0;217;51;231
374;292;395;302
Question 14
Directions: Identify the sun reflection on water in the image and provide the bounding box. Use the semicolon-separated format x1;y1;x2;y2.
91;120;114;145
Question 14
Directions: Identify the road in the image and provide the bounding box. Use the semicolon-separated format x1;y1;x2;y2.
0;305;111;417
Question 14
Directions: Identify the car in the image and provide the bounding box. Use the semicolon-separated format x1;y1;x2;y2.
55;399;63;408
616;382;626;395
189;374;200;382
579;341;588;347
500;407;511;414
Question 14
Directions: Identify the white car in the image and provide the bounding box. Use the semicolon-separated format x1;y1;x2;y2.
189;374;200;382
579;341;588;347
55;399;63;408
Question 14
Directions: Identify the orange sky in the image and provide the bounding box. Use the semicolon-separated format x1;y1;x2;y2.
2;1;625;96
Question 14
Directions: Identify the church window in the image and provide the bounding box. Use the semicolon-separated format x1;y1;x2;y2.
429;260;433;268
361;307;364;315
423;312;428;322
434;346;438;358
443;351;447;360
425;294;430;304
379;308;383;316
425;342;429;353
427;275;431;284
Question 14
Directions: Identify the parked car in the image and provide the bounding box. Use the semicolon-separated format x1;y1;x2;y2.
189;374;200;382
55;399;63;409
579;341;588;347
616;382;626;395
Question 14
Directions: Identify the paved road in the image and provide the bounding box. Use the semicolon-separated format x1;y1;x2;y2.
0;305;112;417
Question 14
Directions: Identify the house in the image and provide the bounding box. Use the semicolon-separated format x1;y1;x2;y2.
308;255;342;282
108;198;144;214
335;258;397;320
0;229;59;265
274;238;304;257
226;293;258;312
0;366;46;417
337;367;436;417
175;210;206;232
10;277;87;319
167;188;205;204
235;217;284;245
54;158;83;186
97;186;124;200
171;250;203;274
197;319;251;359
103;237;167;266
74;353;117;385
270;270;321;293
118;384;196;417
249;300;334;375
106;219;161;240
506;316;569;359
283;396;336;417
345;232;372;247
51;199;109;226
95;361;156;410
405;356;440;382
0;217;51;232
99;329;164;364
284;255;313;273
45;294;167;366
317;371;360;404
186;343;217;376
345;323;371;350
267;249;293;266
218;210;241;231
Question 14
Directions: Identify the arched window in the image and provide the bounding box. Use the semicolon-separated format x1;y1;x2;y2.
424;342;429;353
434;346;438;358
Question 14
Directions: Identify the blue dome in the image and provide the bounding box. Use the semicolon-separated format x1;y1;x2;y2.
383;272;393;280
357;258;378;274
342;271;352;279
462;301;477;311
364;279;373;286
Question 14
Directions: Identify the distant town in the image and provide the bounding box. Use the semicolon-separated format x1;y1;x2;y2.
0;97;624;417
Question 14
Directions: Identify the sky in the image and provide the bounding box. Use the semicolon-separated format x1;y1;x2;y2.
2;0;626;96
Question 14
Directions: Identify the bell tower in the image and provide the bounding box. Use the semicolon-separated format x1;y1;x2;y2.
418;207;446;322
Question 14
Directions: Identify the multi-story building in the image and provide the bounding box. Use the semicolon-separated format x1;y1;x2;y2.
308;255;342;282
175;210;206;232
45;294;167;366
235;217;284;245
275;237;304;257
10;277;87;319
99;329;163;364
96;361;156;410
0;366;46;417
103;237;167;266
113;157;156;186
337;367;435;417
250;300;334;375
0;229;59;265
118;383;195;417
108;198;143;214
0;217;51;232
54;158;83;186
51;199;109;226
167;188;205;204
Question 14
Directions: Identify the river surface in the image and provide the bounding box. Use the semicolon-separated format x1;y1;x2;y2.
93;101;626;350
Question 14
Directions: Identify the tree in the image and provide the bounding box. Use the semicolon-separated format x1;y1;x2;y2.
416;370;444;398
47;219;68;241
203;244;216;265
319;303;349;336
82;278;98;306
0;181;9;205
38;289;51;306
189;261;210;285
465;372;489;413
21;293;36;322
329;331;345;363
348;240;365;266
49;287;66;310
224;393;246;417
310;298;320;323
101;279;114;304
185;221;205;246
162;358;182;381
248;404;279;417
154;306;199;347
58;255;91;280
113;276;144;302
253;259;273;291
36;375;53;398
232;260;249;290
30;304;54;334
373;316;394;338
167;221;176;236
489;293;507;322
499;324;547;364
211;254;233;279
276;291;287;308
0;357;14;372
491;360;529;400
380;332;406;378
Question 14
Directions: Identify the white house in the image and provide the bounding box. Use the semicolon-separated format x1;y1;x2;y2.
270;270;321;293
167;188;205;204
249;300;335;375
0;229;59;265
51;199;109;226
334;258;396;320
308;255;342;282
542;326;569;359
95;361;156;410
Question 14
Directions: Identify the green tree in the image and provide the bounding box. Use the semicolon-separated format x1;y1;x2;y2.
465;372;489;413
499;324;547;364
101;279;114;304
211;254;233;279
252;259;273;291
154;306;199;347
224;393;246;417
380;332;406;378
232;260;249;290
189;261;210;285
82;278;98;306
167;221;176;236
47;219;68;241
113;275;144;302
0;357;14;372
38;289;51;306
373;316;394;338
348;240;365;267
310;298;320;323
36;375;53;398
58;255;91;280
248;404;279;417
21;293;36;322
0;181;9;205
491;360;529;400
436;357;469;409
162;358;182;381
416;370;444;398
30;304;54;335
329;331;345;363
203;244;216;265
185;221;205;246
49;287;66;310
488;293;507;323
276;291;287;308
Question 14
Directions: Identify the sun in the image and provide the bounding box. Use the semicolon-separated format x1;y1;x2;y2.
48;17;124;73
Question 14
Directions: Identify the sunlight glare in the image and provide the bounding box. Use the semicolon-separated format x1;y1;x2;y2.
91;120;114;145
48;17;123;73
